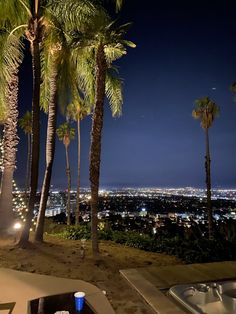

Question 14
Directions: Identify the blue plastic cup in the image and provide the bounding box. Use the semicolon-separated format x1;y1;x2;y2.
74;292;85;312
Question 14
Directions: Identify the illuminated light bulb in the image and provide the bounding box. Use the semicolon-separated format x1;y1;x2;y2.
13;222;22;230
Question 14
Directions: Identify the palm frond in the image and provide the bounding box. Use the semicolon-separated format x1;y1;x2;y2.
51;0;98;32
104;44;126;64
19;110;32;133
122;39;136;48
73;46;96;105
18;0;32;18
57;47;77;113
0;0;29;28
105;68;123;117
40;44;51;112
3;34;24;82
114;22;132;34
56;121;75;141
192;109;200;120
0;31;24;122
66;95;90;122
193;96;219;129
115;0;123;11
40;23;64;112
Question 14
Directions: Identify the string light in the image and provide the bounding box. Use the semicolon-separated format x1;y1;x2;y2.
0;137;36;228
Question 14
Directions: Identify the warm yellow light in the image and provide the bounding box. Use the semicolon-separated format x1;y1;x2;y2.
13;222;22;230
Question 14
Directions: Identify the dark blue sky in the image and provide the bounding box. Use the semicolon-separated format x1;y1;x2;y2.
16;0;236;189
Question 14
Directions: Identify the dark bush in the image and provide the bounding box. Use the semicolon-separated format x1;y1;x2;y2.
61;224;236;264
98;229;113;240
62;225;91;240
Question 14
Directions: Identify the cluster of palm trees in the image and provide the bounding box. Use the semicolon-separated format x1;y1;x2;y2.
0;0;135;256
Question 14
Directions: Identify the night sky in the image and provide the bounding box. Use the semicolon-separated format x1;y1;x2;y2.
16;0;236;189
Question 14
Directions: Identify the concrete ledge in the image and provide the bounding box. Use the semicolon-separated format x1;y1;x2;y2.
120;261;236;313
120;269;185;314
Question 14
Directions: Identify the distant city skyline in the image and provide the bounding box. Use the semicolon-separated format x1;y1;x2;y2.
15;0;236;189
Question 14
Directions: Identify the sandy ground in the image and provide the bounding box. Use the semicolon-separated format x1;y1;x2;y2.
0;234;183;314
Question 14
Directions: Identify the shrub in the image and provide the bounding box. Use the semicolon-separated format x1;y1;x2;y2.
112;231;128;244
98;229;113;241
61;224;236;264
44;218;67;234
62;225;91;240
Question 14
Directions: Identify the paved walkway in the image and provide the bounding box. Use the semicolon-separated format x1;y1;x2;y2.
0;268;115;314
120;261;236;314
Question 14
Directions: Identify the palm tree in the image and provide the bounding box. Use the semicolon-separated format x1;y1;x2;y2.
192;96;219;239
56;122;75;225
17;0;49;246
0;28;24;235
67;102;90;225
2;0;68;246
34;40;60;242
81;21;135;255
70;21;135;256
19;111;32;198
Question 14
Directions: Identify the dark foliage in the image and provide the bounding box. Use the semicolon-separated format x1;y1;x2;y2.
61;224;236;264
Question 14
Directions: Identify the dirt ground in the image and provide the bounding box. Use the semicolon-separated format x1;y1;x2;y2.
0;234;183;314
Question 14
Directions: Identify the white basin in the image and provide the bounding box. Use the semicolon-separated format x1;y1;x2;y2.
169;281;236;314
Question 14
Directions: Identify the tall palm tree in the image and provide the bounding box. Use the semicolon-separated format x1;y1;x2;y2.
71;22;135;256
34;40;61;242
19;111;32;198
77;21;135;255
2;0;64;246
0;29;24;235
17;0;48;246
67;101;90;225
192;96;219;239
56;122;75;225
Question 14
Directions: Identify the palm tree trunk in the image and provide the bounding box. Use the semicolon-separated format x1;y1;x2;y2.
75;118;81;225
205;128;213;239
89;43;107;256
0;168;14;233
18;37;41;247
0;73;19;235
24;133;31;199
34;68;58;242
65;145;71;225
